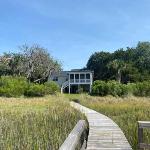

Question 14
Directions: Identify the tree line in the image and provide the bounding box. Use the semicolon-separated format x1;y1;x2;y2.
0;44;61;83
86;42;150;83
1;41;150;84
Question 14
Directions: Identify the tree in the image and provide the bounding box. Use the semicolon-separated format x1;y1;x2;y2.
121;63;140;83
135;42;150;71
107;59;126;83
86;41;150;83
0;44;62;83
0;54;12;76
86;51;112;80
19;44;61;83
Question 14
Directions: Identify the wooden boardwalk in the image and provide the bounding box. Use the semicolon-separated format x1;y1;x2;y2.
70;102;132;150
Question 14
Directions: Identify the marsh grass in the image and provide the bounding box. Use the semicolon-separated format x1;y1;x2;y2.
0;95;85;150
66;94;150;150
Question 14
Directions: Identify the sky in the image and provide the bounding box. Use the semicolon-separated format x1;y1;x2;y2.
0;0;150;70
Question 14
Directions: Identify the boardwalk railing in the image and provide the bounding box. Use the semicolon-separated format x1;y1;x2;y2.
59;120;88;150
138;121;150;150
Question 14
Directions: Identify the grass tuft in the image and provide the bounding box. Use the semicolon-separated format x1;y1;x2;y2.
0;95;85;150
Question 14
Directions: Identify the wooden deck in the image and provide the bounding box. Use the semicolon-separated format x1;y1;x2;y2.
70;102;132;150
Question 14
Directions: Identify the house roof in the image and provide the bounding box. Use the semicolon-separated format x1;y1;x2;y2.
51;69;94;77
69;69;93;73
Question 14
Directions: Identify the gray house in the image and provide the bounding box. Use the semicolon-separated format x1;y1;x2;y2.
49;69;93;94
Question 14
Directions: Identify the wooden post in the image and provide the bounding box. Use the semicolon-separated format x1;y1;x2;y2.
89;84;91;93
69;84;70;94
61;87;63;94
69;73;70;94
78;84;80;93
74;73;75;83
90;73;92;93
79;73;80;83
138;121;150;150
138;125;143;150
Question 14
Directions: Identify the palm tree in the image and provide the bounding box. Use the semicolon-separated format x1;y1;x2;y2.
108;59;126;83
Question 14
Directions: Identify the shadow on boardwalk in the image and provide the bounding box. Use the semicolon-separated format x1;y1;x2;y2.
70;102;132;150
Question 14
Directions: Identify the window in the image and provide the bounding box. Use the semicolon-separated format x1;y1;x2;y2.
86;73;90;79
80;74;85;79
53;77;58;81
75;74;79;79
70;74;74;79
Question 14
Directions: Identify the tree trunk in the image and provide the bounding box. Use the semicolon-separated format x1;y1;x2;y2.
116;69;121;83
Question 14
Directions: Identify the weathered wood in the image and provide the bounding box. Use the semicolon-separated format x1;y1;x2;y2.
139;143;150;149
71;102;132;150
138;121;150;128
59;120;88;150
138;121;150;150
138;127;143;150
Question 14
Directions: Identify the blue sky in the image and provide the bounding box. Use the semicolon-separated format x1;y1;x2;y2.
0;0;150;70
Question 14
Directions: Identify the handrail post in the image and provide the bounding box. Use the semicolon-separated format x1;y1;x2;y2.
138;123;144;150
138;121;150;150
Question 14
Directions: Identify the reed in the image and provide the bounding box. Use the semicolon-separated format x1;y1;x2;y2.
0;95;85;150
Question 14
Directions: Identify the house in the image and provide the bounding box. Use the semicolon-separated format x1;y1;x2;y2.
49;69;93;94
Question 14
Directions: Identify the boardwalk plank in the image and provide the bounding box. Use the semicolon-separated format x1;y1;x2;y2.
70;102;132;150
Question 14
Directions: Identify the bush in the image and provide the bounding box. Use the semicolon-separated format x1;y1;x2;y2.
44;81;60;95
0;76;28;97
134;81;150;97
92;80;108;96
107;80;123;96
91;80;142;97
126;83;136;96
0;76;60;97
24;84;45;97
92;80;127;97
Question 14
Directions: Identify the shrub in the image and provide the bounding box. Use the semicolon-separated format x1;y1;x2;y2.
92;80;108;96
44;81;60;95
0;76;28;97
92;80;125;96
91;80;139;97
24;84;45;97
107;80;123;96
126;83;136;96
134;81;150;97
0;76;60;97
92;80;150;97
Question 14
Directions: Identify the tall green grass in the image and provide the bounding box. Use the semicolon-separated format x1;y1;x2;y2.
0;95;85;150
67;94;150;150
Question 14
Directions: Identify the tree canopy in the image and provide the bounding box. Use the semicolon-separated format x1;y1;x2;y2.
0;44;62;83
86;42;150;83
